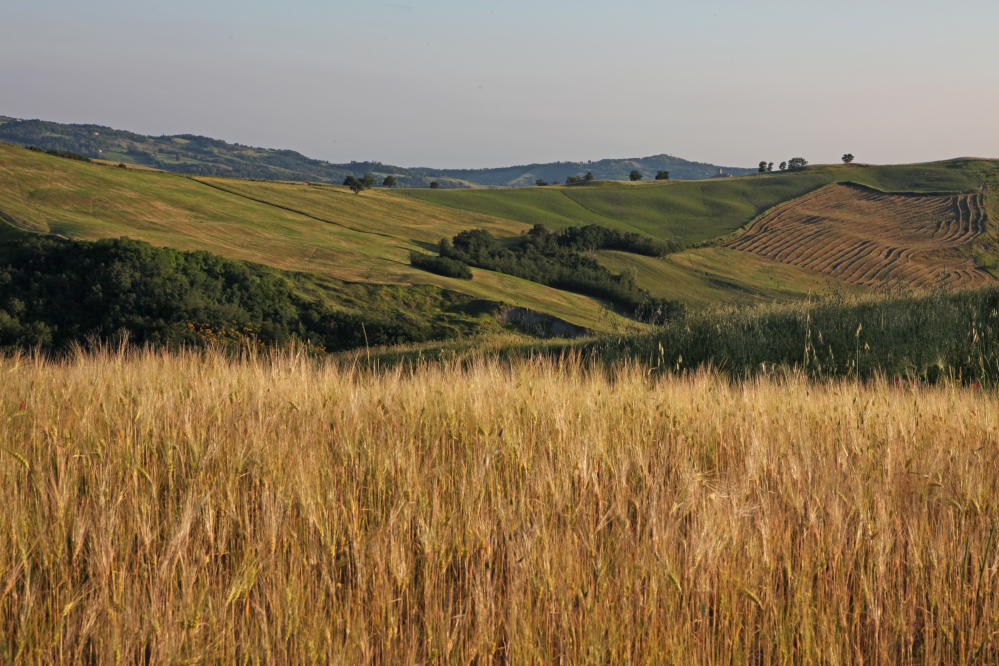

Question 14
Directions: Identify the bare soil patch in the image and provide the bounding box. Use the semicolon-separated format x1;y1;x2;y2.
724;184;993;289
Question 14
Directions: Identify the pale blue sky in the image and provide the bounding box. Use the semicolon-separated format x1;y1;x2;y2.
2;0;997;168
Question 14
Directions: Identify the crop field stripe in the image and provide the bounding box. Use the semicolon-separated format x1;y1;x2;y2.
723;183;996;290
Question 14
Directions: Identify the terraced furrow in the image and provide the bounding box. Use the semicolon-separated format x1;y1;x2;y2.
723;184;993;290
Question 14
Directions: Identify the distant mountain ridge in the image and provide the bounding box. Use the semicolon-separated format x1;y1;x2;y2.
0;115;754;188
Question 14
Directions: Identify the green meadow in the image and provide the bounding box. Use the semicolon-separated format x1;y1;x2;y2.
398;161;982;243
1;142;996;336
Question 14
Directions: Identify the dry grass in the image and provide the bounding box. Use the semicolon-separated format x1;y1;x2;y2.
725;184;994;290
2;347;998;664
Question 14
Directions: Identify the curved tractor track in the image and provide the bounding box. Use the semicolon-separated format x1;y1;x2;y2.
724;184;993;290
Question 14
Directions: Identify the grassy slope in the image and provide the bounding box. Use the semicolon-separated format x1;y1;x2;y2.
396;161;982;244
0;143;634;332
2;142;993;328
595;247;866;307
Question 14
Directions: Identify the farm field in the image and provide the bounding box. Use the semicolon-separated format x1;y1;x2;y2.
2;142;998;337
2;347;998;664
396;161;985;244
0;143;634;332
595;246;866;306
725;183;994;289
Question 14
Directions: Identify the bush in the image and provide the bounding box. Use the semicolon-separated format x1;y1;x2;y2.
437;225;683;322
45;149;90;162
410;252;473;279
0;234;462;352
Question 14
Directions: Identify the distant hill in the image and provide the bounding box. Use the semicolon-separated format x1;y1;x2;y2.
0;114;754;188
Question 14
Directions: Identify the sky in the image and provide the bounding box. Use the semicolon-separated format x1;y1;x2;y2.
2;0;998;169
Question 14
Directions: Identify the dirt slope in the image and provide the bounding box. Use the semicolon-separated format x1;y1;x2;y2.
724;183;994;289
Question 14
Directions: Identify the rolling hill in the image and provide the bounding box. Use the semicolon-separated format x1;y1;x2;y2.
0;114;753;187
0;138;996;339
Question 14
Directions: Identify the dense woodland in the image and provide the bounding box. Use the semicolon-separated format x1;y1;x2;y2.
0;233;478;351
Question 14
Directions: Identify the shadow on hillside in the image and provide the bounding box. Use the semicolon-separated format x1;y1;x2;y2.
411;240;440;253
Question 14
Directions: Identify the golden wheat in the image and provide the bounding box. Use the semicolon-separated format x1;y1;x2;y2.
1;347;997;664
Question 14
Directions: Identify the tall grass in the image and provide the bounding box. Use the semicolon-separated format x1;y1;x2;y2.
584;288;999;384
2;346;998;663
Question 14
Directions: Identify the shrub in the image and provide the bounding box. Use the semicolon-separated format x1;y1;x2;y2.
438;224;683;322
410;252;473;279
0;234;462;352
45;149;90;162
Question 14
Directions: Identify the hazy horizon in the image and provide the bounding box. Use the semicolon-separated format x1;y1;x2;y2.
3;0;997;170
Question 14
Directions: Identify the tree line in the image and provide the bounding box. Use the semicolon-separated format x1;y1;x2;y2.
0;233;466;352
410;224;685;324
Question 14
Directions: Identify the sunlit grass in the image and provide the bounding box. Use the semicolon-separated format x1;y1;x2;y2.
2;346;998;663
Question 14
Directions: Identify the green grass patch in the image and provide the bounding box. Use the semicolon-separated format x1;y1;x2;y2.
397;161;984;245
0;144;635;332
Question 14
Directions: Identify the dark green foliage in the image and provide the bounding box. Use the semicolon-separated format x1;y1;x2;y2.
118;163;127;169
759;161;768;173
788;157;809;169
343;175;365;194
361;174;378;188
551;224;680;257
0;234;469;352
842;154;855;164
584;172;595;182
26;145;43;152
565;175;583;184
535;179;549;187
582;289;999;384
779;161;787;171
409;252;473;279
383;175;398;188
629;170;643;181
45;149;90;162
655;170;670;181
438;225;684;323
767;162;773;172
430;181;440;189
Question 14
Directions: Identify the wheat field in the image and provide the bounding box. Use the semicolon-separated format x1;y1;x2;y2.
1;347;998;664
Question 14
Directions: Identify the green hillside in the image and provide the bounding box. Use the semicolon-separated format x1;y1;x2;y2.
398;161;983;244
0;142;636;332
1;140;995;342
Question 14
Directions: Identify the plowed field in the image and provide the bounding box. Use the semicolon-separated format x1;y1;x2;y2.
724;184;993;289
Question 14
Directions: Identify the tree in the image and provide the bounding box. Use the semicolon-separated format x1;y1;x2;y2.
566;175;582;184
429;181;440;189
842;154;855;164
583;171;595;182
655;170;670;181
382;175;398;188
779;161;787;171
787;157;808;170
361;174;377;188
767;162;773;172
629;170;643;181
535;179;549;186
343;175;365;195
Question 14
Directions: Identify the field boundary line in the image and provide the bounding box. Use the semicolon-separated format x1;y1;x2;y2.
190;177;399;241
556;190;652;237
688;186;830;251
